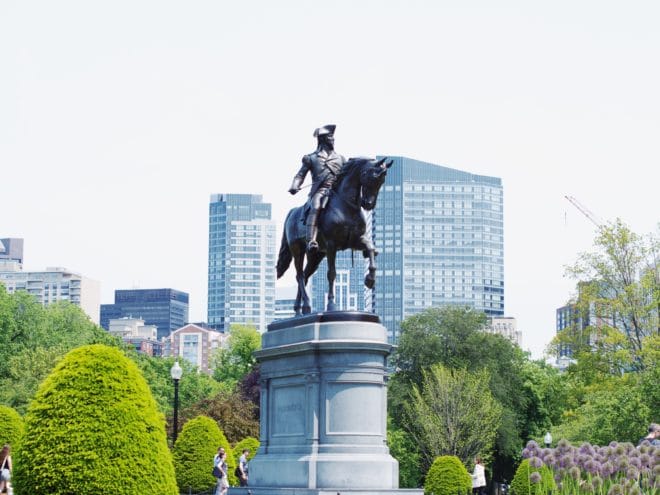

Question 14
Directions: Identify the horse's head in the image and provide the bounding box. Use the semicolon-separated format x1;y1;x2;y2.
359;157;393;210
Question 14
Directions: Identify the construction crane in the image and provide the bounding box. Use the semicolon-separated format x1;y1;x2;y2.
564;195;603;228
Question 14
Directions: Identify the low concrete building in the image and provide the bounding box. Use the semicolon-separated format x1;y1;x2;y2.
485;316;521;346
108;317;162;356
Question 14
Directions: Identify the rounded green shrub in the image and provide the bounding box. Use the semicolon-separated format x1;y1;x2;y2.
510;459;555;495
12;344;177;495
173;415;225;492
424;455;472;495
0;405;24;447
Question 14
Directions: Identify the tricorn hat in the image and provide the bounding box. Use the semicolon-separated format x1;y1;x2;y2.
313;124;336;138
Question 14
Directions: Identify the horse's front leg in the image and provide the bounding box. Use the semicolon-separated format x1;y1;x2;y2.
326;248;337;311
293;248;311;315
358;236;377;289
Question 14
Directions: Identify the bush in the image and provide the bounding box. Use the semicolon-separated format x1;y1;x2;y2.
510;458;555;495
173;416;224;492
12;344;177;495
0;405;24;447
424;455;471;495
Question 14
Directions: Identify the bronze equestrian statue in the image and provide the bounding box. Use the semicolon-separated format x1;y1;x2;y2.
279;125;392;315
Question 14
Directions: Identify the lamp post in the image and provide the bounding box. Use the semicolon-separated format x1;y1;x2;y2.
171;361;183;444
544;431;552;448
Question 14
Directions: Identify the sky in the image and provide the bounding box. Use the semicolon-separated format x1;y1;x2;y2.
1;1;658;358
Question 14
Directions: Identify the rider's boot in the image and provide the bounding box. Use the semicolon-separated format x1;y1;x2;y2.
307;211;319;253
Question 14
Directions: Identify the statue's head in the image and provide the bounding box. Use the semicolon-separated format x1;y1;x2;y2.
314;124;336;148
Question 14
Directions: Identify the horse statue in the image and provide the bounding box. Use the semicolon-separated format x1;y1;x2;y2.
276;156;393;315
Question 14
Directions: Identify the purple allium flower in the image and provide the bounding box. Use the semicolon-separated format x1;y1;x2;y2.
609;441;619;449
618;456;630;470
640;453;651;468
526;440;539;449
601;461;615;478
569;466;581;480
630;457;641;469
529;471;542;484
628;486;641;495
522;447;532;459
591;476;603;489
580;442;595;456
630;448;641;458
606;483;623;495
554;473;562;483
585;459;600;474
653;464;660;476
626;466;640;480
560;455;575;469
529;456;544;468
615;444;626;456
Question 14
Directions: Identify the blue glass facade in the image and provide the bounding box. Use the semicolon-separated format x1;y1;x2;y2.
311;250;371;313
100;288;189;340
370;156;504;343
207;194;276;332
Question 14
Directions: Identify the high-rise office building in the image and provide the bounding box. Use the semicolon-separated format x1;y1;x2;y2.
0;265;100;323
368;156;504;342
207;194;276;333
100;288;189;340
0;238;24;270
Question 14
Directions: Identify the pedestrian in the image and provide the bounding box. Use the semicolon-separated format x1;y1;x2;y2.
471;457;486;495
237;448;250;487
0;444;12;495
213;449;229;495
638;423;660;446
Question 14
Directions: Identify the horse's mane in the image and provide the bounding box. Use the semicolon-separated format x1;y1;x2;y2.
334;156;371;185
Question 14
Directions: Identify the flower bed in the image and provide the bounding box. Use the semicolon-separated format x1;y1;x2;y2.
518;439;659;494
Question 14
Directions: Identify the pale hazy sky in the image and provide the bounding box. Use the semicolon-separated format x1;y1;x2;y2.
1;1;658;358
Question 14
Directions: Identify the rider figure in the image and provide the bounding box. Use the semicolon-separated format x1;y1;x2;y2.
288;124;346;253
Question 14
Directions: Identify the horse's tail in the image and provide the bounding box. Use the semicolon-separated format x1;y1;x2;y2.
276;224;292;279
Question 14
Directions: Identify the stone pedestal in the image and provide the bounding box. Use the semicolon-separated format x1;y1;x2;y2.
230;312;422;495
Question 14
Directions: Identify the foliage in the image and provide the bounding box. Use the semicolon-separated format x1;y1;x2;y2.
133;353;222;417
387;420;422;488
390;306;542;480
232;436;259;467
558;219;659;367
549;375;650;445
406;364;502;470
211;324;261;386
12;344;177;495
179;389;259;444
0;287;121;413
173;415;224;492
519;439;657;495
423;455;471;495
237;365;261;415
0;404;23;447
510;458;555;495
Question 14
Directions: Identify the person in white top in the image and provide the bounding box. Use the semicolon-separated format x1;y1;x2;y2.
471;457;486;495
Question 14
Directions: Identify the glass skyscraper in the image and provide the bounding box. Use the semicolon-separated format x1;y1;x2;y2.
100;288;189;340
207;194;276;333
369;156;504;343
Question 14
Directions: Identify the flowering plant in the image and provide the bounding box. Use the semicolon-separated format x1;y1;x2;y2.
516;439;659;495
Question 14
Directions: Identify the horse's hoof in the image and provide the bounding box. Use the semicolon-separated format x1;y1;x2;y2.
326;302;336;312
302;306;311;314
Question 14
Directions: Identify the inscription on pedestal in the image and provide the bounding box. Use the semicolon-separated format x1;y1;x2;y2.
272;384;306;436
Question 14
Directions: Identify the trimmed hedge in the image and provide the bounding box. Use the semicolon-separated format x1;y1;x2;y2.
173;415;224;492
510;458;555;495
424;455;472;495
0;405;24;447
12;344;177;495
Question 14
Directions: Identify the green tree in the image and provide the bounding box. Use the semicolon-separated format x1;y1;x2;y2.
211;324;261;386
179;389;259;445
12;344;177;495
0;405;24;447
173;415;223;492
232;436;259;466
406;364;502;469
387;420;421;488
423;455;471;495
559;219;659;366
